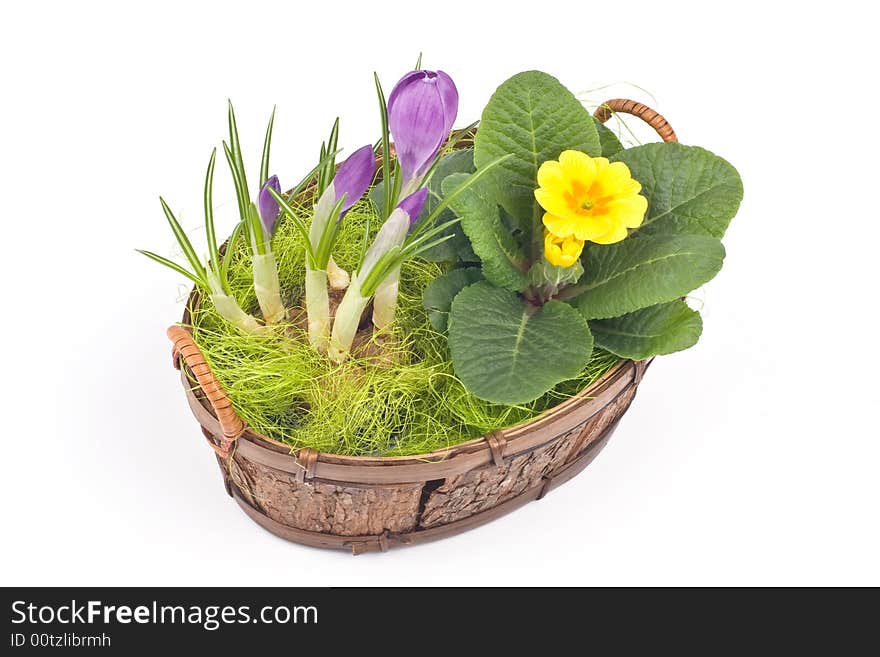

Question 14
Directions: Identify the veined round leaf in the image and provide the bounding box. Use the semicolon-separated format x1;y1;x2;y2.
574;234;725;320
422;267;484;332
593;117;624;156
449;282;593;405
474;70;600;229
443;173;530;292
613;142;743;239
590;300;703;360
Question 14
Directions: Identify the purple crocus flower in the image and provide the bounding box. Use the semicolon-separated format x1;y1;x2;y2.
257;175;282;235
330;145;376;217
397;187;428;225
388;70;458;185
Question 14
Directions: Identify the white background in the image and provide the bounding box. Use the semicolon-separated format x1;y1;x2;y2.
1;1;877;586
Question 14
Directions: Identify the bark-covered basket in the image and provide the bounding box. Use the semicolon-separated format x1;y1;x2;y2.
166;99;675;554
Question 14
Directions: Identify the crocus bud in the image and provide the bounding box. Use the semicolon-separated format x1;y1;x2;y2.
397;187;428;225
388;70;458;186
257;175;282;235
330;145;376;217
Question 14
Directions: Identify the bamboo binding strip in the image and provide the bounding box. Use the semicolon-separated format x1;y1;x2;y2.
168;325;244;456
594;98;678;143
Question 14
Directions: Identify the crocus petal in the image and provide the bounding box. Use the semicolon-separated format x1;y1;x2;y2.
388;70;458;183
434;70;459;138
332;145;376;216
397;187;428;225
257;175;282;235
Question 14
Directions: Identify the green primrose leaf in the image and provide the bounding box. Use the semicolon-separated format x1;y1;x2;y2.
422;267;484;332
571;234;725;320
613;142;743;239
442;172;529;292
448;282;593;405
590;300;703;360
593;117;624;156
474;71;600;233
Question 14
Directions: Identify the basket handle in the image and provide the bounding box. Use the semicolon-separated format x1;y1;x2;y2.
594;98;678;143
168;325;245;451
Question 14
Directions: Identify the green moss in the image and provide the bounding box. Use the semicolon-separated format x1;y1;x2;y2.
189;195;620;456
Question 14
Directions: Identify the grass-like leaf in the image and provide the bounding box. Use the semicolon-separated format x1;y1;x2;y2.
266;186;318;267
159;197;207;282
204;148;220;273
374;73;393;218
137;249;205;288
227;100;250;200
314;195;346;268
411;153;511;236
284;148;340;206
222;140;248;221
259;106;276;186
360;245;403;297
220;221;244;294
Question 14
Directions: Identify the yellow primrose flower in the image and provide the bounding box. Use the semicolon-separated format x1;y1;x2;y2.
534;150;648;245
544;230;584;268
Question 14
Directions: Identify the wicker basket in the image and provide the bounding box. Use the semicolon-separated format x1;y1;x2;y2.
166;99;675;554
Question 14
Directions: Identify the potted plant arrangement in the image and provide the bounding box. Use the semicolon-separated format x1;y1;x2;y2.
143;65;743;553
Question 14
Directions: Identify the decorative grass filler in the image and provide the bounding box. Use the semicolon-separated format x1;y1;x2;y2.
145;65;743;551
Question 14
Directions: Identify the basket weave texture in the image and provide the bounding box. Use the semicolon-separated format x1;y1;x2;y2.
167;99;674;553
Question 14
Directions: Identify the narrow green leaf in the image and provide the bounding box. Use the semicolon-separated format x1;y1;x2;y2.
222;140;248;222
203;148;219;273
159;197;206;282
374;72;392;218
259;106;276;186
248;202;266;255
137;249;205;288
402;216;460;258
314;195;345;268
227;100;250;201
220;221;244;293
285;148;340;206
415;148;478;262
411;153;512;237
358;208;371;264
360;245;403;296
414;52;423;70
266;186;317;266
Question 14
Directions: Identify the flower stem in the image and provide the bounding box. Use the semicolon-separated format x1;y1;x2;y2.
209;293;267;335
328;275;370;363
372;265;401;329
252;252;286;323
305;264;330;353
